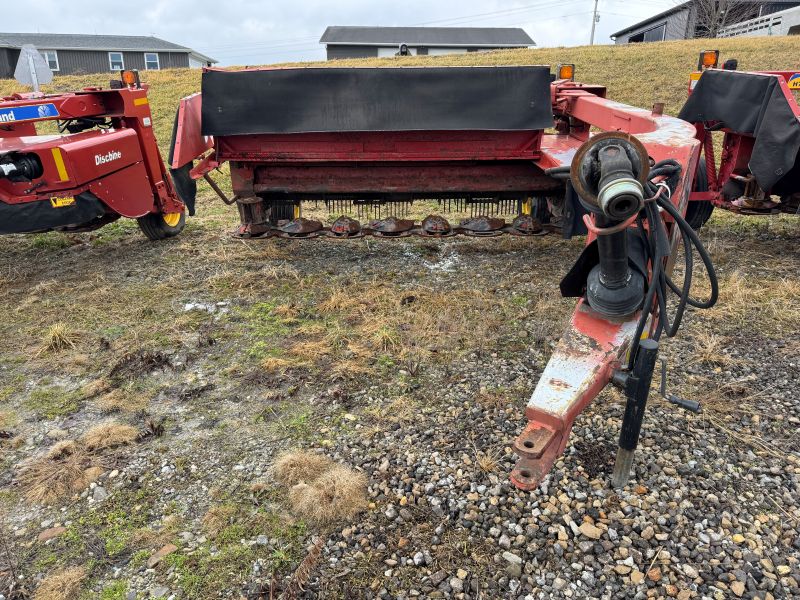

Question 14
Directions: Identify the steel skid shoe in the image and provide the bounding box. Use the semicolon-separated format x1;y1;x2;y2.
510;214;545;236
327;216;364;238
276;218;323;238
368;216;415;237
459;216;505;237
420;215;455;237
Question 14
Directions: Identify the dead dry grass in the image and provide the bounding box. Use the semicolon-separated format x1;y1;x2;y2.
18;422;139;503
94;388;148;414
36;322;78;355
273;451;335;487
33;566;85;600
689;331;739;368
287;465;368;526
474;448;501;474
18;441;92;504
80;421;139;451
272;451;367;525
313;283;507;373
3;36;797;159
201;504;238;538
698;270;800;333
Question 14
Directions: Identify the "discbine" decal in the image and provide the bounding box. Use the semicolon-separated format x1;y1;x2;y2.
95;150;122;166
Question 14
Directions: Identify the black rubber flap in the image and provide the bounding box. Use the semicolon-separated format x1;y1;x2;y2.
679;69;800;192
0;192;106;234
201;66;553;135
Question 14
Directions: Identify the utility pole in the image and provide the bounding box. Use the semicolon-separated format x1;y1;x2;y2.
590;0;600;45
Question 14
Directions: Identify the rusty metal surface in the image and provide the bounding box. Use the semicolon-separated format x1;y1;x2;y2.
510;214;545;236
368;217;415;237
511;301;641;490
276;218;323;238
328;215;363;238
421;215;453;236
230;213;562;240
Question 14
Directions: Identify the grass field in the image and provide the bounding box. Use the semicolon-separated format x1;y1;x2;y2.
1;37;799;600
2;36;800;161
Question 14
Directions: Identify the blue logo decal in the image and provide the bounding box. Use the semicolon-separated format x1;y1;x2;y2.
789;73;800;90
0;103;60;124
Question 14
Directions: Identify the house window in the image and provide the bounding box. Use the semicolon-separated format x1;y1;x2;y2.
108;52;125;71
41;50;59;71
144;52;160;70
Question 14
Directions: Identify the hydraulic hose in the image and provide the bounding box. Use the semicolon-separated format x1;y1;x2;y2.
626;159;719;369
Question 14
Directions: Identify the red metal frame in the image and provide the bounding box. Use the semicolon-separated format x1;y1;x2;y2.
508;80;700;489
173;73;701;489
0;85;184;219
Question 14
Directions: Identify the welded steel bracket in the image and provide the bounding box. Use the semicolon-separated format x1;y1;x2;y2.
511;301;639;490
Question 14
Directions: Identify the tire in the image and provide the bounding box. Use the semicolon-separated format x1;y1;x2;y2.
137;211;186;240
684;157;714;230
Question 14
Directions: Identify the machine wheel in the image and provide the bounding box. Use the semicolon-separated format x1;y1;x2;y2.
684;157;714;230
137;211;186;240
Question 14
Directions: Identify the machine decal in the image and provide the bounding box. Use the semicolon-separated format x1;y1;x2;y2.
0;103;59;123
50;196;75;208
50;148;69;182
789;73;800;90
95;150;122;166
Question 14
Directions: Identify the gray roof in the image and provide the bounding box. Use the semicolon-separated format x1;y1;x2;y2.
320;26;534;47
0;32;216;63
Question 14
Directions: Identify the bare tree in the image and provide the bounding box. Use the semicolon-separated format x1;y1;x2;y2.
693;0;761;38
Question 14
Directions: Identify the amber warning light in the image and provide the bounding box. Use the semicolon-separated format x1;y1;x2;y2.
557;64;575;81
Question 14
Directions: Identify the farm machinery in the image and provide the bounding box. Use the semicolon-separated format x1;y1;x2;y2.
170;62;722;488
682;50;800;222
4;51;796;488
0;70;187;239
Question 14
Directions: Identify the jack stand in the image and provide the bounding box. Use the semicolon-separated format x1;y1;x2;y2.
610;338;660;488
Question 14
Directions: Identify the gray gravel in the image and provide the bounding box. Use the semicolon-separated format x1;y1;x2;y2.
1;215;798;599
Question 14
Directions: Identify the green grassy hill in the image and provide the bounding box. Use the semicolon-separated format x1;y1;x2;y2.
2;36;799;157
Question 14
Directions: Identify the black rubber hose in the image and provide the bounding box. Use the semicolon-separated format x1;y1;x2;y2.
657;195;718;309
627;160;719;368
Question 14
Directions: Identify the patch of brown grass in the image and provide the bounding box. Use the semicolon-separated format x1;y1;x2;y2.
689;331;738;367
700;270;800;333
19;441;92;504
80;378;111;398
262;356;296;374
80;421;138;451
287;465;367;525
36;322;78;355
318;288;361;315
94;388;147;414
201;504;238;538
475;448;500;473
273;451;335;487
33;566;85;600
363;396;418;426
288;339;333;361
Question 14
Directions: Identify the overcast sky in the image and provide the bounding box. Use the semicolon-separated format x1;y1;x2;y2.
9;0;681;66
